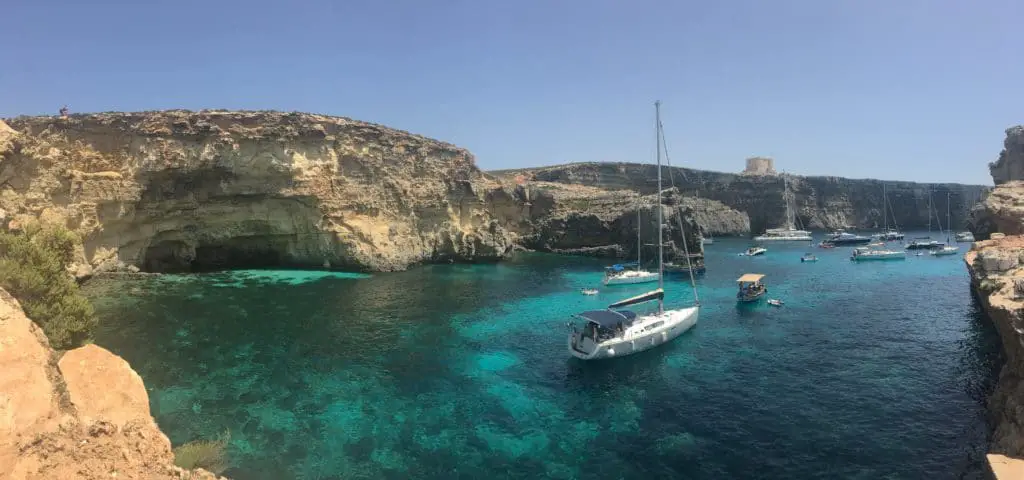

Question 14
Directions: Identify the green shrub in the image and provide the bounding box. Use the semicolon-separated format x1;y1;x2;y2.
0;225;97;349
173;430;231;475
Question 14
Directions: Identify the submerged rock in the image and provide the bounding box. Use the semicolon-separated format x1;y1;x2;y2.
0;288;226;479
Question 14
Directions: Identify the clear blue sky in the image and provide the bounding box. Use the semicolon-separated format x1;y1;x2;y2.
3;0;1021;185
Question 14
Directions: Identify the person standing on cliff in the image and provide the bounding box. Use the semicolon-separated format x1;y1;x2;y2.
59;105;69;118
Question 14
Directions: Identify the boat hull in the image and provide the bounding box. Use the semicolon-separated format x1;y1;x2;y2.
753;235;813;242
852;253;906;261
906;243;944;250
603;271;659;286
568;307;699;360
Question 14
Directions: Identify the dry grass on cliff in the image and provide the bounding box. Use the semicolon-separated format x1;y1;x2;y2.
0;224;97;349
173;430;231;475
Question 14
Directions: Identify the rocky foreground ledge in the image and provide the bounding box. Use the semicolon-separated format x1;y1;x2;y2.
0;288;225;479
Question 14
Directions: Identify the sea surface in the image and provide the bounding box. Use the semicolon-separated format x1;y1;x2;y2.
85;234;1004;480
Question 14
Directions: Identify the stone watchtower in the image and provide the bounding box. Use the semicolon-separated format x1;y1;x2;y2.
742;156;778;176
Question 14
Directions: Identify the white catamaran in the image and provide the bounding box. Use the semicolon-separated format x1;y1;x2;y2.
754;175;812;242
568;101;700;360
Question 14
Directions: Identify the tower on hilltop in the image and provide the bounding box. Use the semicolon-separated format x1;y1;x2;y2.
742;156;777;176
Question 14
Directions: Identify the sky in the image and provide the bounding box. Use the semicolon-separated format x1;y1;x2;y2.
2;0;1021;185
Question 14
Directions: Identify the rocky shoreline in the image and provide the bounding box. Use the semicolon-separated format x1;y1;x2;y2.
964;125;1024;478
0;288;225;479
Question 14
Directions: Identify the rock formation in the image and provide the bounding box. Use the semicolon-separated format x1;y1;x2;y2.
517;182;712;260
0;288;225;479
495;162;989;234
1;112;521;276
963;125;1024;478
0;112;719;276
970;127;1024;240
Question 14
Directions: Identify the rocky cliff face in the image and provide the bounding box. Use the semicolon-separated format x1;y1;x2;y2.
496;163;989;234
1;112;521;275
0;288;224;479
517;182;710;260
964;124;1024;477
970;127;1024;241
0;112;718;275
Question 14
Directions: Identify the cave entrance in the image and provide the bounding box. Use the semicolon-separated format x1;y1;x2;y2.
143;240;193;273
192;237;290;272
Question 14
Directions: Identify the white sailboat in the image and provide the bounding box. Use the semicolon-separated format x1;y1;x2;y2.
754;175;812;242
875;182;904;241
568;101;700;360
603;204;659;285
931;192;960;256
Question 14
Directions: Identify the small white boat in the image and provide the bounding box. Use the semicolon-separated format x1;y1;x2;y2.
740;247;767;256
851;247;906;261
955;231;975;242
768;299;784;307
581;288;599;296
603;267;659;286
800;253;818;262
930;245;960;256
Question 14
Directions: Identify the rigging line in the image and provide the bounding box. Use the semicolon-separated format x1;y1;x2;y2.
658;119;700;305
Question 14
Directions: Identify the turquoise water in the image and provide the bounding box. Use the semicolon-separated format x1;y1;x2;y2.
86;235;1003;479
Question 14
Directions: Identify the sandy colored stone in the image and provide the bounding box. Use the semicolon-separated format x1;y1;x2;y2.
0;290;63;477
0;287;229;479
58;344;152;427
987;453;1024;480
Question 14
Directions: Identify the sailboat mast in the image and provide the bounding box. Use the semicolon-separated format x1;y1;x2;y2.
927;188;932;233
946;191;951;243
655;101;664;313
883;183;888;231
636;205;641;268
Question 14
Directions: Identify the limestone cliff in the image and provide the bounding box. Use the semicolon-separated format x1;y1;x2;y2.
0;288;225;479
517;182;708;260
964;124;1024;478
496;163;989;234
970;127;1024;240
1;111;520;275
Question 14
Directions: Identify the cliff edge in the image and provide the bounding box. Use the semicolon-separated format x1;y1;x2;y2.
1;112;519;275
0;287;224;479
964;125;1024;478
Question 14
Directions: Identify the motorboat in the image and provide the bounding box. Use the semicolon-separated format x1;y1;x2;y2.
737;273;767;303
930;245;960;256
603;265;659;286
800;253;818;262
822;231;872;246
817;241;835;249
851;246;906;261
768;299;784;307
567;101;701;361
955;231;975;242
580;288;599;296
905;238;944;250
740;246;767;256
876;229;905;241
